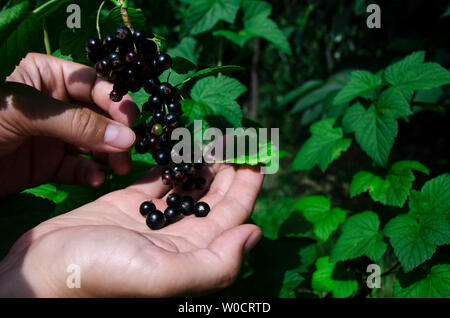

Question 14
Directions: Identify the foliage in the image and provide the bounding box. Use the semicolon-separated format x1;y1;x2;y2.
0;0;449;298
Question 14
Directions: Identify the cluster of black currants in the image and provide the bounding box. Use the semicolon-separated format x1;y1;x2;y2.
140;194;210;230
86;26;210;230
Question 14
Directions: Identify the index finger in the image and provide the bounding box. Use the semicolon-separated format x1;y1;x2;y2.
29;53;139;126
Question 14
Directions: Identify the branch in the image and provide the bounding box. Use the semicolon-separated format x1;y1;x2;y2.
250;37;260;118
119;0;132;30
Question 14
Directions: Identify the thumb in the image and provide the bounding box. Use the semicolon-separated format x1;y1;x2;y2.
2;82;135;152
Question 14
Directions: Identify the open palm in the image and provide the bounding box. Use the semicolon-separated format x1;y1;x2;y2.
1;164;263;297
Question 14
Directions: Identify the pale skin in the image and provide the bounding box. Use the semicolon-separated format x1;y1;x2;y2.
0;53;263;297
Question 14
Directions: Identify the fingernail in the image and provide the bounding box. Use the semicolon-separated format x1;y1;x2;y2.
104;124;136;149
243;230;262;253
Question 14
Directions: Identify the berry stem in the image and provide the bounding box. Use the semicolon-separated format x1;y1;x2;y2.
43;19;51;55
96;0;107;39
119;0;133;30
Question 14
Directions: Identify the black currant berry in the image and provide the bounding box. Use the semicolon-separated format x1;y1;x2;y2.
123;68;140;90
125;51;139;64
159;132;173;148
108;71;119;83
146;210;165;230
183;163;196;176
113;82;128;96
153;149;170;166
147;134;159;150
140;201;156;216
194;202;210;217
148;95;163;111
139;39;158;57
171;164;184;180
153;110;165;124
95;59;111;77
104;35;117;51
155;53;172;71
164;113;179;128
85;38;103;54
179;196;195;215
135;139;149;154
182;177;196;191
151;123;164;136
109;52;124;70
142;102;151;112
195;177;206;190
166;193;181;207
162;171;174;185
115;26;132;45
164;207;181;223
110;90;123;102
132;124;147;140
87;51;103;64
167;101;181;114
143;77;160;95
133;30;146;44
158;82;174;100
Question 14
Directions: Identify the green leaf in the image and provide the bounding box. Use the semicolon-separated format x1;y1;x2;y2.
0;1;30;37
52;184;99;216
160;37;201;86
442;5;450;18
385;51;425;87
312;257;358;298
350;161;429;207
290;82;342;114
0;5;43;82
170;56;196;74
414;87;443;104
51;49;74;62
409;174;450;219
277;80;324;108
252;196;294;239
394;264;450;297
168;37;200;65
102;7;146;37
242;0;291;54
178;65;245;87
214;0;292;55
183;75;246;129
331;211;387;262
219;141;278;166
23;184;68;205
186;0;241;35
59;22;96;64
129;88;149;109
385;51;450;91
378;87;412;119
279;269;304;298
385;214;449;271
292;196;347;241
333;70;383;105
343;103;397;166
291;118;352;172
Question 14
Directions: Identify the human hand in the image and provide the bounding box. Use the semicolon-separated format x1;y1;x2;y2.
0;53;140;197
0;164;264;297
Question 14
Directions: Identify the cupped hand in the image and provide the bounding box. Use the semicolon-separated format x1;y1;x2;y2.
0;53;140;197
0;164;264;297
